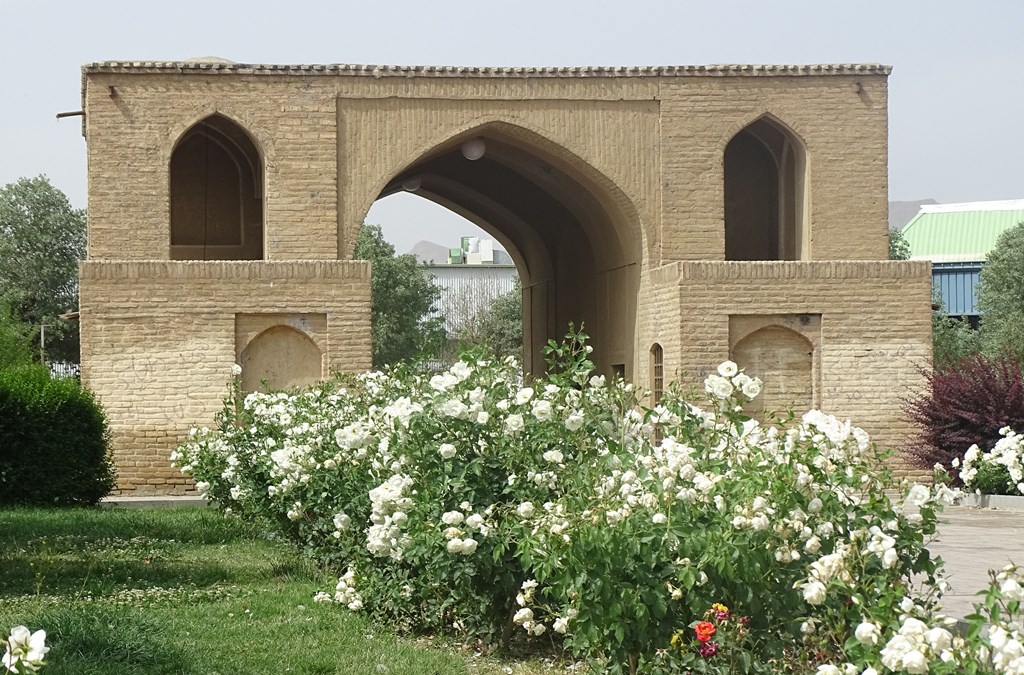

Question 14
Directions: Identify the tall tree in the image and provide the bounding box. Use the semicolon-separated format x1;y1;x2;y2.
0;176;86;363
888;227;912;260
977;221;1024;362
438;276;524;365
0;301;34;369
456;280;523;363
355;224;445;367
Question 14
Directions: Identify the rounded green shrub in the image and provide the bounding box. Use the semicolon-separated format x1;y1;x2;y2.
0;364;114;505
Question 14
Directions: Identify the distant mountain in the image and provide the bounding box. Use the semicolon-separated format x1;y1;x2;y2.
409;240;450;264
409;239;514;265
492;249;513;265
889;199;938;230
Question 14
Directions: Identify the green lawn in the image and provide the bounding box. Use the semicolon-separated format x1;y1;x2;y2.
0;507;553;675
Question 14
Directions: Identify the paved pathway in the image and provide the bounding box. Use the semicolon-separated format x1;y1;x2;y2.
929;505;1024;620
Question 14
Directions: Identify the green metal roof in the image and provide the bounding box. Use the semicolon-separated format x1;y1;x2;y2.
902;200;1024;262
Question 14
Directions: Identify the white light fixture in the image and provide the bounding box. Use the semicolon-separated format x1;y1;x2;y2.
460;138;486;161
401;176;422;192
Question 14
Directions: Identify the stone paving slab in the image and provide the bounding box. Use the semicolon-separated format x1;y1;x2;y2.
101;495;208;509
929;506;1024;620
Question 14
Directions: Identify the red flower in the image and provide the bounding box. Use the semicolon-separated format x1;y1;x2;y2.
699;640;719;658
694;621;716;642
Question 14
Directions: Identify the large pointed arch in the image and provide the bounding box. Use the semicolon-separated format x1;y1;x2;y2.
169;114;265;260
723;114;808;261
361;120;643;377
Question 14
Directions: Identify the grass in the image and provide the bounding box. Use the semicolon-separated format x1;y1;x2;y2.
0;507;555;674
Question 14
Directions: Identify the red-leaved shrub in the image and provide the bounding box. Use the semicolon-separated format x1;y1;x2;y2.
905;353;1024;476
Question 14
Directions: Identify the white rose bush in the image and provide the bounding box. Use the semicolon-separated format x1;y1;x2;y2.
175;328;1024;673
958;427;1024;496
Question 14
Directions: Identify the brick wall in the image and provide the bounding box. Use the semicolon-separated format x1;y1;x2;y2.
637;260;932;474
83;65;888;269
79;260;371;493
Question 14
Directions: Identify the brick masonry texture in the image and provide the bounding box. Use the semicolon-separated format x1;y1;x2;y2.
79;62;931;493
636;261;932;475
79;261;371;493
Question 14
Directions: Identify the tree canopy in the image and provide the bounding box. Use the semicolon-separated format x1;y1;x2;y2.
0;300;34;369
0;176;85;363
888;227;911;260
452;280;523;363
354;224;445;367
977;221;1024;362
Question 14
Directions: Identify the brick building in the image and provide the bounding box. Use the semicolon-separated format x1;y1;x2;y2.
78;60;932;493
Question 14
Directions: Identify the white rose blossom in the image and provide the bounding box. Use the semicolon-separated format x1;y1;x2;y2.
2;625;48;673
855;621;879;645
504;414;525;434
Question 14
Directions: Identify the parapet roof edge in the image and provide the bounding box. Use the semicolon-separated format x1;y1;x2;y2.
919;199;1024;214
82;62;892;78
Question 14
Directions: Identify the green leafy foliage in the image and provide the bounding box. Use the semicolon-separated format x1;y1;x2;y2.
476;282;522;358
0;300;34;369
0;176;85;364
354;224;446;367
888;227;911;260
977;221;1024;363
449;280;523;363
958;426;1024;496
0;365;114;505
972;461;1014;495
926;222;1024;381
932;312;981;372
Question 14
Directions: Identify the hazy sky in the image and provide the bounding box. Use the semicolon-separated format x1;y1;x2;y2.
2;0;1022;253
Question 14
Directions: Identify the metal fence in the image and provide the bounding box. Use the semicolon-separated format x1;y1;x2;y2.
427;264;519;335
49;362;81;379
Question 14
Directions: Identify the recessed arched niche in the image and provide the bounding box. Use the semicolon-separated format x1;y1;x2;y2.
724;116;807;261
238;323;324;393
729;314;821;417
170;114;264;260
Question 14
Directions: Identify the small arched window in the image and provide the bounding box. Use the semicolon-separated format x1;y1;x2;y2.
650;343;664;406
170;114;264;260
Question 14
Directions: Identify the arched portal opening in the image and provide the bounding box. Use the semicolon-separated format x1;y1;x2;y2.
170;114;264;260
366;124;641;378
724;116;807;261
